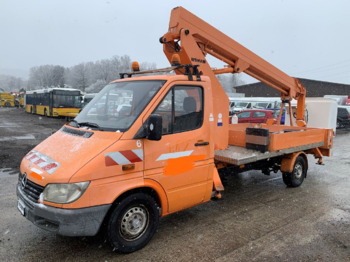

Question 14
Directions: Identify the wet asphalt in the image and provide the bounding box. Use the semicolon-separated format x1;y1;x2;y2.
0;108;349;261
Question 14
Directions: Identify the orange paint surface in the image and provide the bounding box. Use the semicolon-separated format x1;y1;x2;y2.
163;155;206;176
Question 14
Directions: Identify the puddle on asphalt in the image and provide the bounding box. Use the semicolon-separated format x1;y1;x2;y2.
0;168;18;177
0;134;36;142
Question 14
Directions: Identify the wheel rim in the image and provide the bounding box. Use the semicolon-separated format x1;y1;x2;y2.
120;205;149;241
294;163;303;180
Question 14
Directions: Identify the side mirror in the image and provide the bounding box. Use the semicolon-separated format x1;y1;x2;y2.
147;114;162;141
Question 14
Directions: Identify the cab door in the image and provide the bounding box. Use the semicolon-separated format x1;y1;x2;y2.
143;84;213;213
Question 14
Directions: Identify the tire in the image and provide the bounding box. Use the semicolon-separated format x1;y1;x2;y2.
282;156;307;187
107;192;159;253
5;102;11;107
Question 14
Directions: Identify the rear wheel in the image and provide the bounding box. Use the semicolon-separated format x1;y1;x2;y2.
5;102;11;107
282;156;307;187
107;192;159;253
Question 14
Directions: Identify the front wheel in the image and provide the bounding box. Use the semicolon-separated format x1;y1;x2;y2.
107;192;159;253
282;156;307;187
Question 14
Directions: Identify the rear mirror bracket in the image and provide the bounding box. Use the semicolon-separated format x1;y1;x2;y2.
134;114;162;141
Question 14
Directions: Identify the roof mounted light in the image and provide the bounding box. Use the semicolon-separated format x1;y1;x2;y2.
131;61;140;72
171;54;181;66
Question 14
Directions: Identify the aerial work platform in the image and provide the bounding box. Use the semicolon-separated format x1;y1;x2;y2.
215;123;332;166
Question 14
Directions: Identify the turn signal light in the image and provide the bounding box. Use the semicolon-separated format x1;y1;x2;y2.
122;164;135;171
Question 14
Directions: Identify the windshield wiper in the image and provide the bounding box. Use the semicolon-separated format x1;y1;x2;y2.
78;122;102;130
69;119;80;128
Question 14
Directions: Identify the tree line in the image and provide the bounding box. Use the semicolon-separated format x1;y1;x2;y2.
0;55;156;94
0;75;25;93
0;54;243;94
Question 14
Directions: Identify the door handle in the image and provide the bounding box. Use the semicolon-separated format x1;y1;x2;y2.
195;141;209;146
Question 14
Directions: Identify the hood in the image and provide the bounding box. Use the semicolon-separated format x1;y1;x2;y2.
23;125;123;184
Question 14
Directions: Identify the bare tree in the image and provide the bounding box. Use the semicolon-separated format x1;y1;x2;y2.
27;65;65;90
7;54;152;93
0;74;25;92
67;63;91;92
94;59;112;82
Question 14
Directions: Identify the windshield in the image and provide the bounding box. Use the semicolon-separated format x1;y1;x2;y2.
74;80;165;131
53;91;81;108
254;102;269;108
236;102;248;107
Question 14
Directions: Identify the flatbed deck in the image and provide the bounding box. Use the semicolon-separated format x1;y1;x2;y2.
214;142;324;166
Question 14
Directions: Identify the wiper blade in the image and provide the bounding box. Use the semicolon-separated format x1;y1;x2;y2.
78;122;102;130
69;119;80;128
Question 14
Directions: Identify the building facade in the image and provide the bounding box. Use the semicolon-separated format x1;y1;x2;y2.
235;78;350;97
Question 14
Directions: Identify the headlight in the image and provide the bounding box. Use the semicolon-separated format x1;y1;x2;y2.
42;181;90;204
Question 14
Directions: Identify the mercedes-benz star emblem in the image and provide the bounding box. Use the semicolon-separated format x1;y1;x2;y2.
21;173;27;190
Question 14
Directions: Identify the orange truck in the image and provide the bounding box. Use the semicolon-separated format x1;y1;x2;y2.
17;7;333;253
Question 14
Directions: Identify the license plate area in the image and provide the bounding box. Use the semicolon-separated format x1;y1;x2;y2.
17;199;26;216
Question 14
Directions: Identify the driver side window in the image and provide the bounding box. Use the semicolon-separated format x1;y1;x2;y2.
153;85;203;135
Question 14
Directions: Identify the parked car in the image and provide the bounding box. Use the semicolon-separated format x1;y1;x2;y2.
230;109;275;124
253;101;276;109
268;108;286;124
231;101;255;114
337;106;350;128
115;104;132;117
229;101;236;115
82;93;97;108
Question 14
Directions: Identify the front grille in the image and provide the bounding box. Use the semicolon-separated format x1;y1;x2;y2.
18;173;45;203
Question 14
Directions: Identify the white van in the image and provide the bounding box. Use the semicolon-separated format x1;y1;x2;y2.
285;98;337;132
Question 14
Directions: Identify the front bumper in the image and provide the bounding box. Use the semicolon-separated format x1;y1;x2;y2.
16;184;111;236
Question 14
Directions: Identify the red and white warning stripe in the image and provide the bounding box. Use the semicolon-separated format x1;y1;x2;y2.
156;150;193;161
105;149;143;166
25;150;60;175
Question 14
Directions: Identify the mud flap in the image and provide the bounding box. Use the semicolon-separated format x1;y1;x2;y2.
213;168;224;199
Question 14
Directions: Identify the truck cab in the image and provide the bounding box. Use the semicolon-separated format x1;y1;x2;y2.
17;74;217;253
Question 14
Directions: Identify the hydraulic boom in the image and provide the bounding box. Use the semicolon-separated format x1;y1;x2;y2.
160;7;307;148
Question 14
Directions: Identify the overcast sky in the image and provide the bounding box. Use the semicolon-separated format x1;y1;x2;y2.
1;0;350;85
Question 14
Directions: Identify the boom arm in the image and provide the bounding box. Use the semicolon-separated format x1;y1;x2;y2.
161;7;306;130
